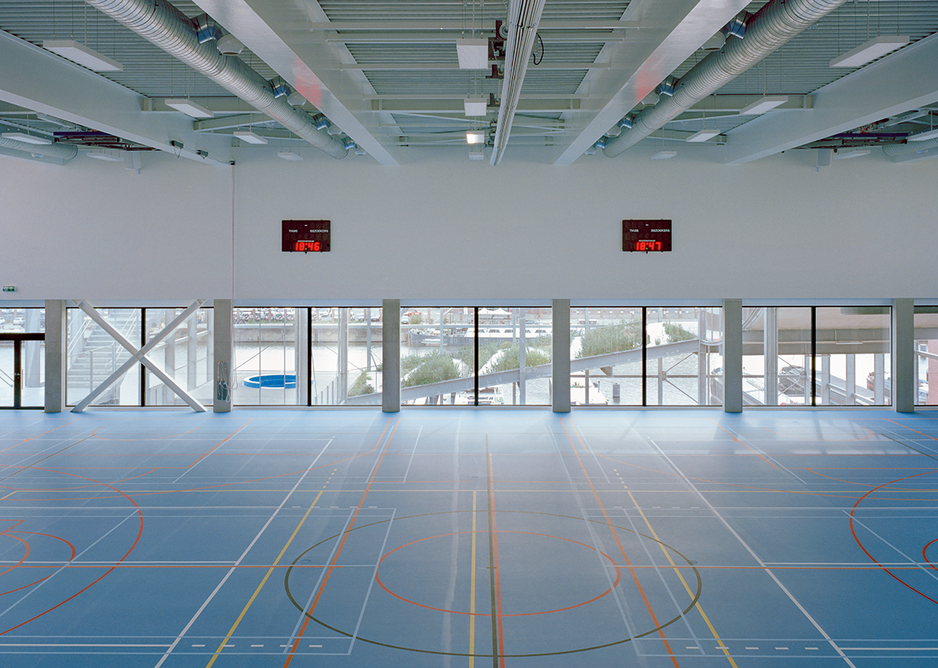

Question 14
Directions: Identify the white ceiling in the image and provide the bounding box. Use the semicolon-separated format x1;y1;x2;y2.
0;0;936;166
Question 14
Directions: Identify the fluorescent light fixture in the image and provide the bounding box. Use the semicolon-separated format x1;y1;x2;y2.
86;149;124;162
456;39;488;69
464;96;488;117
466;131;485;145
833;148;871;160
830;35;909;68
43;39;123;71
686;129;722;142
468;145;485;160
233;130;268;145
164;98;214;118
1;132;51;145
277;151;303;161
739;95;789;115
651;149;677;160
908;127;938;142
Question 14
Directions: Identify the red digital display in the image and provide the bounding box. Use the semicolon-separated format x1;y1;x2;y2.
622;220;671;253
283;220;330;253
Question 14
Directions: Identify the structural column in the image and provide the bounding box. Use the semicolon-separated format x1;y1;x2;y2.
382;299;401;412
892;298;914;413
552;299;571;413
44;300;67;413
213;299;233;413
722;299;743;413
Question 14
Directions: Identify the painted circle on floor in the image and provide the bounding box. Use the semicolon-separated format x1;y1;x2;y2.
284;509;702;658
374;529;622;616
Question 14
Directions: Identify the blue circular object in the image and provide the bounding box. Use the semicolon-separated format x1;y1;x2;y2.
243;374;297;389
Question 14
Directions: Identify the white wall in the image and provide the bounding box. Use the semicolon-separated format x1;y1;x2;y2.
2;145;936;304
0;153;233;303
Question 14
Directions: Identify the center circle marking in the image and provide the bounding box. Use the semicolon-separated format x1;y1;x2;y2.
374;529;622;617
284;509;702;658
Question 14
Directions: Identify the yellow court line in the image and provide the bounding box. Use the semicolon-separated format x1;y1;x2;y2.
205;490;324;668
626;490;738;668
0;492;15;501
469;490;477;668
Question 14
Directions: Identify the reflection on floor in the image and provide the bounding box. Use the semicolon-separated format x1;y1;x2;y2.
0;409;935;667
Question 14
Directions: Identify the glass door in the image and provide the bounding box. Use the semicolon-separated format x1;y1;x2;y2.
0;334;45;409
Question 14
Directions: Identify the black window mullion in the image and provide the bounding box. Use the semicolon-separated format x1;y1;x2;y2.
13;340;21;409
140;308;147;406
641;307;647;407
474;307;479;406
811;306;817;406
307;308;313;406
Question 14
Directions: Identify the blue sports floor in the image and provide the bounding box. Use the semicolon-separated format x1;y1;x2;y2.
0;409;935;667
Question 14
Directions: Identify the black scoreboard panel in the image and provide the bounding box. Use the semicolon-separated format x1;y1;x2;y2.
622;219;671;252
282;220;331;252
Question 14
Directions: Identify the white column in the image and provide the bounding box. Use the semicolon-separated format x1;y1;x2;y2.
214;299;233;412
893;298;914;413
44;300;67;413
552;299;571;413
382;299;401;412
723;299;743;413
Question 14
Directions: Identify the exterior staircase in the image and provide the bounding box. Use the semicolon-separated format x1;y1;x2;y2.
67;310;141;405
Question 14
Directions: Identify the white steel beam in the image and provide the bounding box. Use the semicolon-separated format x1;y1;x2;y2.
191;0;399;165
722;32;938;164
0;30;232;164
553;0;751;165
71;300;206;412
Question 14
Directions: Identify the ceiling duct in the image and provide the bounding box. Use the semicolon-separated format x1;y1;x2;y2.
0;135;78;160
603;0;849;159
85;0;348;159
883;137;938;156
489;0;547;165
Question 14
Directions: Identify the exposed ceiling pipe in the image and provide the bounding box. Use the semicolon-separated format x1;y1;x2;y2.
0;135;78;160
489;0;547;166
85;0;348;159
603;0;850;158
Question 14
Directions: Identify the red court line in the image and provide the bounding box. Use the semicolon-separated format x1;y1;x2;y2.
849;469;938;606
0;521;29;578
924;539;938;572
0;420;79;455
283;417;398;668
373;530;622;617
561;419;681;668
0;467;144;636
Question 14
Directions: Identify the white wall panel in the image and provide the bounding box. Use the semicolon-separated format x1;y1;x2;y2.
1;145;935;303
0;154;233;302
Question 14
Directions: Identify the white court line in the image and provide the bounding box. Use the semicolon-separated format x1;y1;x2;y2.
401;425;423;483
847;511;938;585
0;643;170;647
0;510;139;622
648;438;858;668
154;438;333;668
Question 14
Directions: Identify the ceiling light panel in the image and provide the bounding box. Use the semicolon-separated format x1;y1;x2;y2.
233;130;269;144
830;35;909;68
456;39;488;69
164;99;214;118
1;132;51;145
739;96;789;115
686;129;721;142
43;39;123;71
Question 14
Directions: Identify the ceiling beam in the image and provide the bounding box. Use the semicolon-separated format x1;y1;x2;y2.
341;62;609;71
552;0;752;165
0;29;232;164
308;20;639;32
191;0;399;165
722;32;938;164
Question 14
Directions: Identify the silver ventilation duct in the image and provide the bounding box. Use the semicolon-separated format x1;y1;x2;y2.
883;138;938;156
603;0;850;158
85;0;348;159
0;136;78;160
490;0;547;166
